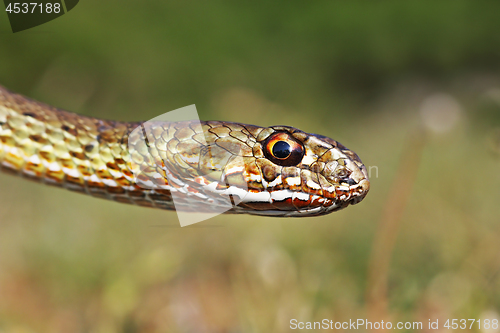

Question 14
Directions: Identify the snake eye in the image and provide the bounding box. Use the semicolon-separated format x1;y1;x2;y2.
272;141;291;159
263;132;304;166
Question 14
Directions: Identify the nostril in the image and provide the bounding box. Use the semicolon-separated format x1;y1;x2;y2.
344;178;357;186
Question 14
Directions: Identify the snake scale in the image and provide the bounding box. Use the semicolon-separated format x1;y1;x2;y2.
0;85;369;217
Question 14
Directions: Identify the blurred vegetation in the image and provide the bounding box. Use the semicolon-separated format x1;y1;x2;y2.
1;1;500;332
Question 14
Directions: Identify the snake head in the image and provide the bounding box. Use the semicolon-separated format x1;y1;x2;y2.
129;120;369;218
239;125;370;216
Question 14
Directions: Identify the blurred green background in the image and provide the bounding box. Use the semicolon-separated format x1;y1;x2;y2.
1;1;500;332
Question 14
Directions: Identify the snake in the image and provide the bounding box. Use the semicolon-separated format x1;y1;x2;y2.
0;85;369;217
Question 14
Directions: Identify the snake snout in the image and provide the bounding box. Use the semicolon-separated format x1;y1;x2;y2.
345;159;370;205
322;155;370;206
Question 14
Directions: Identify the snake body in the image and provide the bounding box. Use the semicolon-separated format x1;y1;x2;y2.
0;85;369;217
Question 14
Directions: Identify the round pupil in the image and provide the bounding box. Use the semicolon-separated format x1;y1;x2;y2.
272;141;291;159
